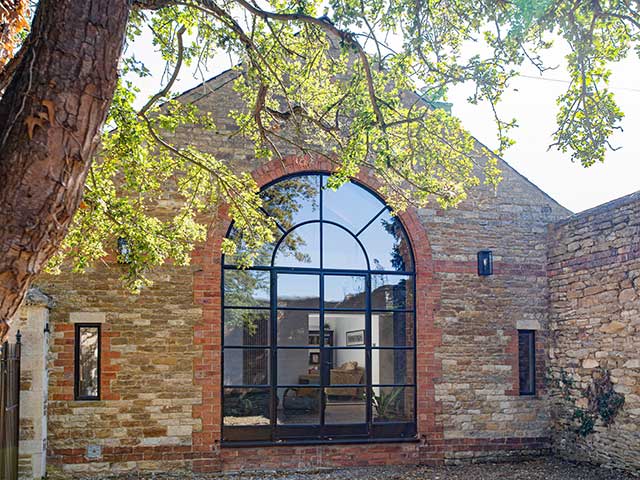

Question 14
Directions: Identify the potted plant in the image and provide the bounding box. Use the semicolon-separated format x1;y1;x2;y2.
371;387;402;421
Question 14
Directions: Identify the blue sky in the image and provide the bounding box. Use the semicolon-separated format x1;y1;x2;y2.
128;29;640;214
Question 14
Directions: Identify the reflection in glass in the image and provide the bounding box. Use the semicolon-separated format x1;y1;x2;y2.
324;275;366;309
322;224;368;270
261;174;320;229
371;274;413;310
518;330;536;395
372;349;414;385
273;223;320;267
224;225;278;266
277;274;320;308
77;326;99;398
223;387;272;425
224;310;270;346
276;310;319;346
323;176;383;232
222;174;417;439
373;312;413;347
372;386;414;422
359;210;413;272
278;387;321;424
321;346;367;424
277;348;321;385
223;348;270;385
224;270;269;307
307;328;333;347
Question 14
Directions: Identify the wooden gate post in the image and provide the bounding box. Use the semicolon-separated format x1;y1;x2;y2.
0;340;6;477
0;332;22;480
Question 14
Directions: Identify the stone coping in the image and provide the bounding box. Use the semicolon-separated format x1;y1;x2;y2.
25;287;54;308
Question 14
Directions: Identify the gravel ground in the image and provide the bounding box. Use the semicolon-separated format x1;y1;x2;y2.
89;458;636;480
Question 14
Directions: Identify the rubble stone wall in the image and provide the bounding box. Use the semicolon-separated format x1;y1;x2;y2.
548;192;640;475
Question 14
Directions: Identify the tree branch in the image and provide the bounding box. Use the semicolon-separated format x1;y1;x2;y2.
139;24;186;116
228;0;386;129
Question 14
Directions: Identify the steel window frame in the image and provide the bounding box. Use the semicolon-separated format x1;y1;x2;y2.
73;323;101;401
221;173;417;444
518;329;536;396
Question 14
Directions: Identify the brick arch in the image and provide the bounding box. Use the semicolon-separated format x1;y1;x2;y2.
192;155;444;471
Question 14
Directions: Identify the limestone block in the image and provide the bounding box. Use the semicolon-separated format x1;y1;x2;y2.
69;311;106;323
618;288;637;304
599;321;626;334
516;319;541;330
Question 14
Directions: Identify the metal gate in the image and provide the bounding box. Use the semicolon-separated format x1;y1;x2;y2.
0;331;21;480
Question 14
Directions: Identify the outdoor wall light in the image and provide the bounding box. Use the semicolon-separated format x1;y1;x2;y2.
477;250;493;276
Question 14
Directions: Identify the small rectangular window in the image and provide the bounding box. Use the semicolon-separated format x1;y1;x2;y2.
75;324;101;400
518;330;536;396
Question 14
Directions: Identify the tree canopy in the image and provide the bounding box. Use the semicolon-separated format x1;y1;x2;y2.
0;0;638;333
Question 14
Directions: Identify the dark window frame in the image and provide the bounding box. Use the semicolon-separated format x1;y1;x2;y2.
221;172;417;444
518;329;536;396
74;323;101;401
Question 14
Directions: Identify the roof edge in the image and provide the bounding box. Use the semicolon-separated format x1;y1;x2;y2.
472;136;572;215
170;68;240;106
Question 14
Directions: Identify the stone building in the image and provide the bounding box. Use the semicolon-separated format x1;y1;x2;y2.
11;70;639;478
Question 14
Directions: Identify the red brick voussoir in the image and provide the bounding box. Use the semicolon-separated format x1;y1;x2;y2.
191;154;445;471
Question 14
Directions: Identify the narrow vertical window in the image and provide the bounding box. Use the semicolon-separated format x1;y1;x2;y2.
518;330;535;396
75;324;101;400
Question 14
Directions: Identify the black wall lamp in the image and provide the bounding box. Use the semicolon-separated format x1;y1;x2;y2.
477;250;493;276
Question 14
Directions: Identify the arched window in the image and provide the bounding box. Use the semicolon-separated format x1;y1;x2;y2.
222;173;416;443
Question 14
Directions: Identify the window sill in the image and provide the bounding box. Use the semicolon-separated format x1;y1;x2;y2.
69;398;103;405
221;436;420;448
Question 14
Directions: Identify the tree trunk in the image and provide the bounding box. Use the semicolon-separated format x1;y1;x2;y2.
0;0;130;340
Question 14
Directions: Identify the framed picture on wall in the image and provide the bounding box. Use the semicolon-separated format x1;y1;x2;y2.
309;352;320;365
308;331;320;345
346;330;364;346
308;330;334;346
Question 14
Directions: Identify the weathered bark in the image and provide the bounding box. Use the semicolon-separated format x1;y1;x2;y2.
0;0;130;340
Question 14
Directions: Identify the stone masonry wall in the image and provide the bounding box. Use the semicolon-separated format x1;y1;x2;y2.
548;191;640;475
420;159;569;463
40;265;204;476
38;70;571;476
